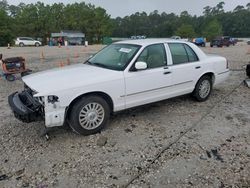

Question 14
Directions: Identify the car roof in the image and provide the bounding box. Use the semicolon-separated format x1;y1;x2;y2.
115;38;188;46
17;37;33;39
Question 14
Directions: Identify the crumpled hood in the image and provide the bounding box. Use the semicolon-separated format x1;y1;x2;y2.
22;64;120;96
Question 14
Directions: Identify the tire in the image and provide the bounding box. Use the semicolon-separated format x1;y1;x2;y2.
35;42;40;47
202;43;205;47
19;43;24;47
193;75;212;102
5;74;15;81
210;45;213;47
68;95;110;135
246;64;250;78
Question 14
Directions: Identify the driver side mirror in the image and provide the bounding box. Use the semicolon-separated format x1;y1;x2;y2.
135;61;147;70
0;54;2;60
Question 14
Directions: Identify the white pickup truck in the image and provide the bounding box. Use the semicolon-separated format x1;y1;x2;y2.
9;39;230;135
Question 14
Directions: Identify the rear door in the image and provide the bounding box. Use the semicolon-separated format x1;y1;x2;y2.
166;43;203;95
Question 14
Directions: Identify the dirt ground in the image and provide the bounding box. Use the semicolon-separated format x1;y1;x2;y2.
0;43;249;188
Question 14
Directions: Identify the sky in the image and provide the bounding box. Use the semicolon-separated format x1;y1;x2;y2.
7;0;250;18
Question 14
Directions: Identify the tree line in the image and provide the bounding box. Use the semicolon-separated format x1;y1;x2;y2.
0;0;250;46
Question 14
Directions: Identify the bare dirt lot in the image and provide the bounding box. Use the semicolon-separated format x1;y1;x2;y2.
0;43;249;188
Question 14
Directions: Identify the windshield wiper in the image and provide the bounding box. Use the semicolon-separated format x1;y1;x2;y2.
91;62;109;68
84;61;111;69
84;60;92;64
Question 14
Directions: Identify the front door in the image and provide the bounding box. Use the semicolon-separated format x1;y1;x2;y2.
124;43;172;109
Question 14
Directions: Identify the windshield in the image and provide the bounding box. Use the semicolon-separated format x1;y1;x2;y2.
87;43;141;71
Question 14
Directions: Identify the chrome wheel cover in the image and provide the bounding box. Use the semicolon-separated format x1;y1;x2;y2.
79;102;105;130
199;80;211;99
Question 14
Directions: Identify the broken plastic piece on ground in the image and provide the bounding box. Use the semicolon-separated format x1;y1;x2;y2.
211;148;224;162
0;174;9;181
206;150;212;158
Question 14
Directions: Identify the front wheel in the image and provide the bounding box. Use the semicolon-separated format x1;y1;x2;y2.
35;42;40;47
68;95;110;135
193;75;212;102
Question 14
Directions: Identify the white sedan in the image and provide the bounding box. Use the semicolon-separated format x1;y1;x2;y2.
8;39;230;135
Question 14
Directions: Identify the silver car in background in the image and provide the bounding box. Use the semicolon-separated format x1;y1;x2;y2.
15;37;42;47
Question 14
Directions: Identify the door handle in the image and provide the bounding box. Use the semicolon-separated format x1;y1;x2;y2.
195;66;201;69
163;71;171;75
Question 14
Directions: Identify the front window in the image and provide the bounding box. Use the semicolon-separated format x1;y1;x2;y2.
87;43;141;71
136;44;167;69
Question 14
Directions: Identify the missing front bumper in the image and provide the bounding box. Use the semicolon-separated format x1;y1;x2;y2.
8;91;44;123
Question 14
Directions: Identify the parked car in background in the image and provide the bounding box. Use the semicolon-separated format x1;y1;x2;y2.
68;38;83;45
210;39;225;47
210;36;237;48
171;36;189;42
130;35;146;39
193;37;206;47
15;37;42;47
9;39;229;135
171;36;181;40
229;37;237;45
210;37;231;47
247;40;250;45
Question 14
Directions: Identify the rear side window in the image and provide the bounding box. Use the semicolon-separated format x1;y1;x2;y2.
169;43;198;65
184;44;198;62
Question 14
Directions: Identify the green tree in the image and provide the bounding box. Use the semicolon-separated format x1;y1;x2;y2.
0;1;13;46
1;0;250;46
0;0;8;9
246;3;250;10
211;1;225;15
203;6;212;17
175;24;196;38
202;19;222;41
234;5;245;12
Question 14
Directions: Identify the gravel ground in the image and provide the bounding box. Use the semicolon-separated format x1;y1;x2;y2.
0;43;249;188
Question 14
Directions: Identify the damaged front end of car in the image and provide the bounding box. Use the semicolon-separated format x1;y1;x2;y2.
9;83;67;128
8;85;44;123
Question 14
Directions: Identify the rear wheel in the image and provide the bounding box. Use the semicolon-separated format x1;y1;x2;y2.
193;75;212;102
68;95;110;135
19;43;24;47
35;42;40;47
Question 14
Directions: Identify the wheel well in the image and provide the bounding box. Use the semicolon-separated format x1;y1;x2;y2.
65;92;114;119
201;72;215;84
